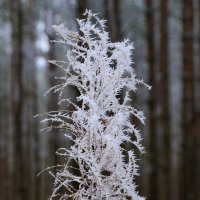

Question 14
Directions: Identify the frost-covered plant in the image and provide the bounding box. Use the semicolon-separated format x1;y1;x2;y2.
40;10;150;200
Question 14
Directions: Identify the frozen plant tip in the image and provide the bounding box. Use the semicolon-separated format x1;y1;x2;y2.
40;10;150;200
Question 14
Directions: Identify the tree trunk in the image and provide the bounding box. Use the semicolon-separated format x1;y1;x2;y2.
9;0;24;199
112;0;122;41
159;0;171;199
0;59;5;200
195;1;200;199
145;0;158;199
194;0;200;199
180;0;196;199
23;0;40;199
103;0;114;40
77;0;88;19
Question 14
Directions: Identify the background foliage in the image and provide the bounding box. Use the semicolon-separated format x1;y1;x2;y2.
0;0;200;200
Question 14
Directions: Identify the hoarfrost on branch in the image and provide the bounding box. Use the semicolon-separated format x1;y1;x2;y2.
39;10;150;200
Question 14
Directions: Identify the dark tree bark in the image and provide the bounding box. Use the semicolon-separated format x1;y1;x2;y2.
0;82;5;200
43;3;59;198
0;62;5;200
0;118;2;200
0;56;12;200
9;0;24;199
23;0;40;199
77;0;88;19
112;0;122;41
180;0;197;199
103;0;122;42
10;0;40;199
195;1;200;199
103;0;114;40
159;0;171;199
145;0;158;199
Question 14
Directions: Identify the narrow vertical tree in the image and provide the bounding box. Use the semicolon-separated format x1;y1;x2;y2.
103;0;122;42
0;6;10;195
77;0;88;19
145;0;158;199
0;108;3;200
0;76;5;200
112;0;122;41
159;0;171;199
10;1;39;199
9;0;24;199
24;0;40;199
195;0;200;199
103;0;114;40
39;11;149;199
180;0;196;199
43;1;60;197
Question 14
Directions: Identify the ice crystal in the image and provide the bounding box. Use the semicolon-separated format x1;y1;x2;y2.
40;10;150;200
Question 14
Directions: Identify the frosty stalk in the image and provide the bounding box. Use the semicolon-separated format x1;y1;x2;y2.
40;10;150;200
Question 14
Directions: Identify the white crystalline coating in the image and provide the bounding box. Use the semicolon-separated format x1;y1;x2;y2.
41;10;149;200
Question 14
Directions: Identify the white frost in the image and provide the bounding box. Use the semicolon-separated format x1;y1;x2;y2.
41;10;148;200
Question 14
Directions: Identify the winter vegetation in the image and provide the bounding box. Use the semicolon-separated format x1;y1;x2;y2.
2;0;200;200
39;10;150;200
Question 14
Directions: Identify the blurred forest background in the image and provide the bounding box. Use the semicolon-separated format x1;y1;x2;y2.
0;0;200;200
